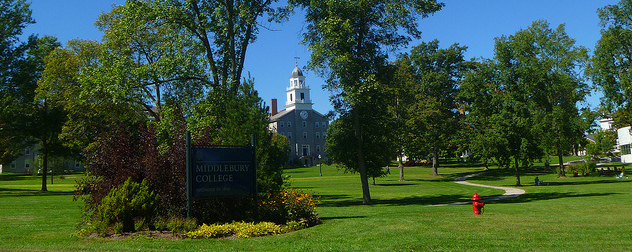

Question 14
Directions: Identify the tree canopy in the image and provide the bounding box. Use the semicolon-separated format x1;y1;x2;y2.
292;0;443;204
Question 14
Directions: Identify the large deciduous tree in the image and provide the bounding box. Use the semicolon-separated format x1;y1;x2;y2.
462;20;587;185
591;0;632;127
0;0;70;191
403;40;469;176
291;0;443;204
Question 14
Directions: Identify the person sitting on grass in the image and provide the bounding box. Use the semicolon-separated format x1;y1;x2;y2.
535;176;543;186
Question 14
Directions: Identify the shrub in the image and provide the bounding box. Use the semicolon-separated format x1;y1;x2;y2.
186;221;282;239
96;178;158;234
154;216;198;233
258;189;321;227
566;161;596;176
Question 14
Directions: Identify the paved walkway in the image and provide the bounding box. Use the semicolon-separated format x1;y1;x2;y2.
430;172;526;206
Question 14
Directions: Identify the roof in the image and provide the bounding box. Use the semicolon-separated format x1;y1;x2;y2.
291;66;303;78
269;107;329;122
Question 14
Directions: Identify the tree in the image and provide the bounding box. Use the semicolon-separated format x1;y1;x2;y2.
586;129;617;160
591;0;632;127
94;1;208;121
291;0;443;204
523;22;589;177
325;110;392;186
388;56;416;181
403;40;469;176
0;0;34;165
463;21;573;186
150;0;289;94
0;0;70;191
463;20;589;184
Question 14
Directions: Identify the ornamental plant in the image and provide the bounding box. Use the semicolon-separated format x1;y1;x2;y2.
96;178;158;235
258;189;321;227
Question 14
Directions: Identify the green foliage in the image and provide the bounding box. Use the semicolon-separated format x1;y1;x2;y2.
258;189;322;227
186;221;282;239
0;2;68;190
566;161;597;176
461;20;589;184
400;40;470;175
96;178;159;235
590;0;632;119
153;217;198;234
586;129;617;159
292;0;443;204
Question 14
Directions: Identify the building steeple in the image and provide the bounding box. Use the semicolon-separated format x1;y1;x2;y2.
286;65;312;110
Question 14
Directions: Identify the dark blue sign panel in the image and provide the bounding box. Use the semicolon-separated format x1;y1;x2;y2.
190;147;256;198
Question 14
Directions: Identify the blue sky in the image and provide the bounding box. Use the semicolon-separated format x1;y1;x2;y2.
22;0;619;115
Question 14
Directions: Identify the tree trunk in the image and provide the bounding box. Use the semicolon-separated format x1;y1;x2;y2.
431;149;439;176
354;111;371;204
558;144;566;177
41;150;48;192
398;151;404;181
514;156;521;186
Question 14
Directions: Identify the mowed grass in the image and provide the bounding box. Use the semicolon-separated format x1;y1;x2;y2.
1;164;632;251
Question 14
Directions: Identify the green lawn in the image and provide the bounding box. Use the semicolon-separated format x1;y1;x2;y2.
2;164;632;251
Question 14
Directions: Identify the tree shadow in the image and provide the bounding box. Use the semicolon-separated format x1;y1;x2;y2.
317;193;493;208
498;192;619;204
372;183;415;187
0;174;38;181
0;188;75;197
320;215;366;221
543;179;632;186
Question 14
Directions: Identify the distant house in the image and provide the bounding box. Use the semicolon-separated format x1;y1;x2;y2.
618;126;632;163
0;145;83;174
268;66;329;166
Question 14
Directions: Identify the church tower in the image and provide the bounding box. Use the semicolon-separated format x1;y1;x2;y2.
269;64;329;166
285;65;313;111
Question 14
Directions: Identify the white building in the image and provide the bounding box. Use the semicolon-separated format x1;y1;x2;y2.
268;66;329;166
618;126;632;163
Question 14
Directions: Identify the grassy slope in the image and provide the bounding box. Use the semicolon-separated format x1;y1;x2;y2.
1;164;631;251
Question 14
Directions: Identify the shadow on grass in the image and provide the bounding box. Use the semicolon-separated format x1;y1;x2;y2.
0;174;39;181
499;192;619;204
320;216;366;221
318;193;480;208
543;179;632;186
0;187;75;197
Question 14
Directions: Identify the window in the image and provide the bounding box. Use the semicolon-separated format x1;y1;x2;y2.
287;121;291;128
315;122;319;128
316;132;320;139
323;122;328;128
300;93;305;101
288;132;292;139
25;162;30;169
323;132;327;139
302;145;310;156
290;94;293;101
302;121;307;128
622;144;631;155
316;145;321;153
25;147;30;155
280;121;284;128
303;132;307;139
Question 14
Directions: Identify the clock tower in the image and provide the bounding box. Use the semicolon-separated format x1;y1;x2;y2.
269;65;329;166
286;65;313;111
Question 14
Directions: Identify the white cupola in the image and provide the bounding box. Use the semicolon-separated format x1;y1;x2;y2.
286;65;313;110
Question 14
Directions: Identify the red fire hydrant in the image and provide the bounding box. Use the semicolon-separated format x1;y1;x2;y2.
471;193;485;215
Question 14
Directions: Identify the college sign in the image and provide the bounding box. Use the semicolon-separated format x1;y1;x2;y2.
189;146;256;198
